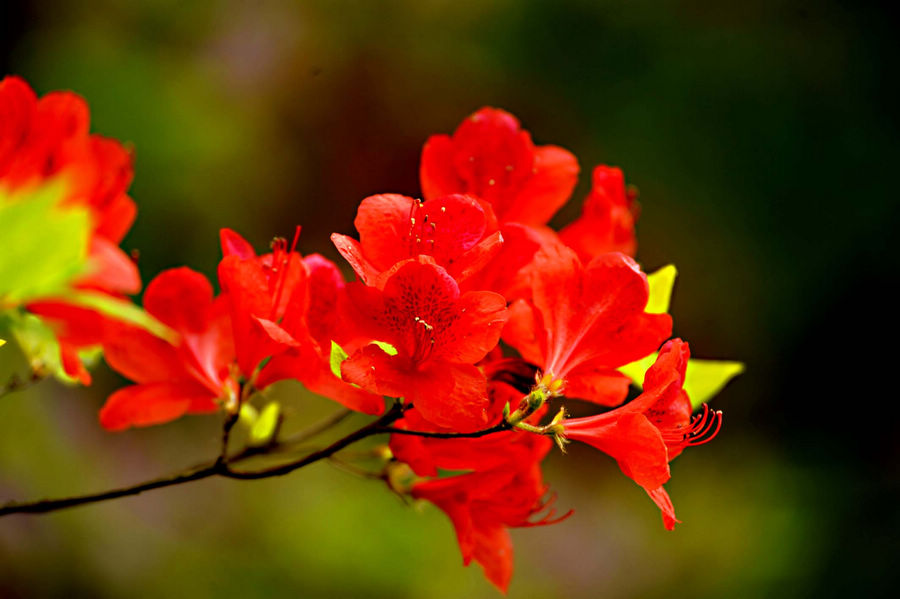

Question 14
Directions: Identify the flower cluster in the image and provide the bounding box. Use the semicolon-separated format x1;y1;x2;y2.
1;76;139;383
2;80;739;592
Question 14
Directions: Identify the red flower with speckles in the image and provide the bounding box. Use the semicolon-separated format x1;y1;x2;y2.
563;339;722;529
420;107;579;226
331;193;502;287
340;258;508;430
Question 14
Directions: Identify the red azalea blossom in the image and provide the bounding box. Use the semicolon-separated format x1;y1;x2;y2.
217;227;306;377
257;252;385;414
411;432;569;593
560;165;639;260
503;241;671;406
331;192;503;286
340;257;508;430
420;107;579;226
99;268;235;430
1;75;140;383
563;339;722;529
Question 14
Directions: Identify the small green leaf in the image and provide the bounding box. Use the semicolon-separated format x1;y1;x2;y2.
62;291;177;342
0;180;91;304
372;340;398;356
646;264;677;314
238;402;258;428
249;401;281;446
1;311;78;383
619;352;744;409
683;359;745;409
330;340;349;378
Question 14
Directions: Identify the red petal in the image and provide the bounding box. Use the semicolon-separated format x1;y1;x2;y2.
144;267;213;334
420;134;461;201
331;233;379;283
94;194;136;243
646;486;679;531
566;412;671;490
563;364;632;407
102;321;192;385
471;522;514;593
438;290;508;363
410;362;490;431
78;236;141;294
0;76;37;174
354;194;418;270
219;228;257;259
99;382;217;431
501;144;579;226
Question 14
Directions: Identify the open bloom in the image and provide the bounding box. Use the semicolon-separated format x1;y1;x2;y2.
563;339;722;529
1;75;140;383
340;257;508;430
99;268;235;430
411;432;568;593
331;193;502;286
560;165;638;260
503;242;671;406
420;107;579;226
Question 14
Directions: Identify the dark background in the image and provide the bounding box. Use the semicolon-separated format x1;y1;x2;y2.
1;1;898;597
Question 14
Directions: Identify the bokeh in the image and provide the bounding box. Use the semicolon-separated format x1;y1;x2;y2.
2;1;897;597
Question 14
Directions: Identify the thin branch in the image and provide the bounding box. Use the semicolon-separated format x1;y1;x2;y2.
376;421;510;439
0;370;46;399
0;462;221;516
0;402;519;517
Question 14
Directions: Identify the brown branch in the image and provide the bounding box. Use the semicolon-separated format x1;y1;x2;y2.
0;402;517;518
0;370;46;399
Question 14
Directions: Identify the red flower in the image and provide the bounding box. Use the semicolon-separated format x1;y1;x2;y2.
411;432;567;593
331;193;502;286
340;258;508;430
563;339;722;529
217;227;305;377
420;107;579;226
1;75;140;383
503;242;671;406
560;165;639;260
99;268;236;431
255;253;384;414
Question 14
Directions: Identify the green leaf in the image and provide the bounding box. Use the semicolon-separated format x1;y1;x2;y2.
372;340;398;356
619;353;744;409
0;180;91;304
62;290;177;342
645;264;677;314
249;401;281;446
683;359;745;409
0;311;78;383
238;402;258;428
330;340;349;378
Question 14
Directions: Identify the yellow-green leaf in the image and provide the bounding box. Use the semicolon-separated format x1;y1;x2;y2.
372;340;398;356
683;359;745;408
0;180;91;304
646;264;677;314
0;311;79;383
249;401;281;446
619;352;744;409
330;340;349;378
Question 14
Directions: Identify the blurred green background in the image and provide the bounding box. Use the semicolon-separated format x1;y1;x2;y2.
2;1;897;597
